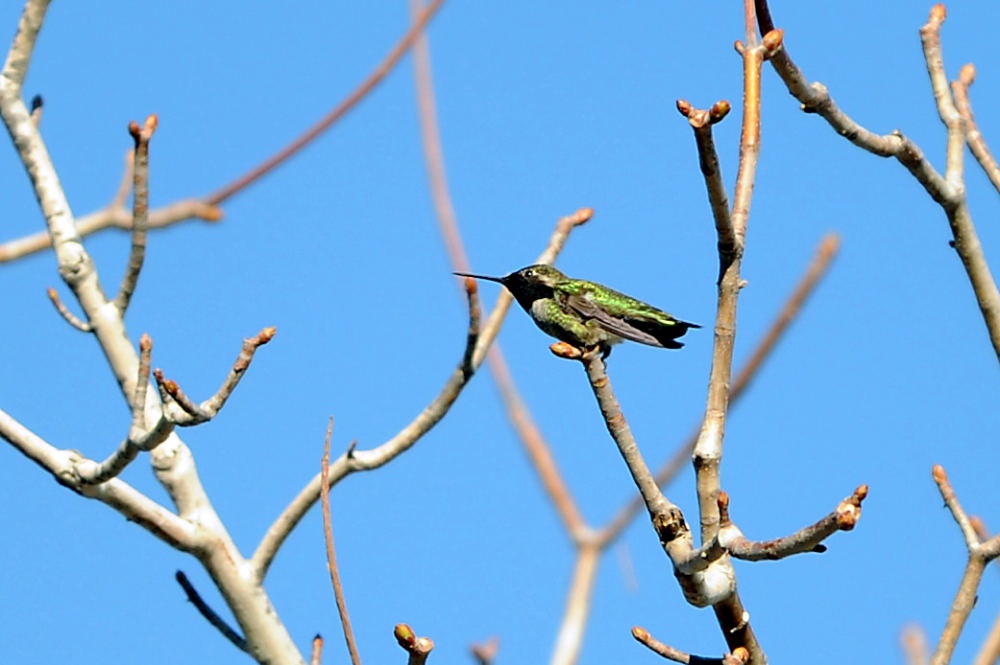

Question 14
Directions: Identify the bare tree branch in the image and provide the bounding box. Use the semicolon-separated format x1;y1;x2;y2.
718;487;867;561
930;465;1000;665
204;0;448;206
755;0;1000;362
320;419;363;665
154;327;276;425
951;63;1000;196
973;613;1000;665
175;570;248;653
631;626;749;665
407;0;592;544
76;333;174;483
114;115;157;314
0;0;447;264
549;545;599;665
0;406;197;549
600;232;840;544
902;624;930;665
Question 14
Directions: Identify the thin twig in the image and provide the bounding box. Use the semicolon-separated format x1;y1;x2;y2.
45;287;92;332
204;0;448;205
0;197;222;263
578;351;676;522
973;612;1000;665
631;626;749;665
175;570;248;653
114;114;157;314
902;624;930;665
0;1;445;264
951;63;1000;196
718;487;867;560
550;545;600;665
470;637;500;665
930;465;998;665
677;99;734;260
394;624;434;665
154;327;276;425
251;210;587;581
320;419;363;665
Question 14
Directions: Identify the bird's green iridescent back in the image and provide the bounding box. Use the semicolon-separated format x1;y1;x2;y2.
554;278;680;325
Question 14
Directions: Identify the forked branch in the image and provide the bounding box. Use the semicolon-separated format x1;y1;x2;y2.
718;487;867;561
154;327;276;425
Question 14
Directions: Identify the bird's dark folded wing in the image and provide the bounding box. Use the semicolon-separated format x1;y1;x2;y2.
558;292;666;347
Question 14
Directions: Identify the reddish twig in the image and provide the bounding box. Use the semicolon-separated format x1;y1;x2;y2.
114;114;157;314
407;7;593;545
204;0;447;205
321;418;363;665
718;487;867;561
901;624;930;665
632;626;749;665
470;637;499;665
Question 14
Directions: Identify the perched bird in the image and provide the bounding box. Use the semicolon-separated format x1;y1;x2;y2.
454;264;699;354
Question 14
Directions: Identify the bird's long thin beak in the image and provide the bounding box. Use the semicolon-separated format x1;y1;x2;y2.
453;271;505;284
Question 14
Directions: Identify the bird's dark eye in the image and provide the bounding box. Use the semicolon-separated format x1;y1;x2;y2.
524;269;534;278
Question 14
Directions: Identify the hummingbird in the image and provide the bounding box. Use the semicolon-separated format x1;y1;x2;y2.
454;264;700;354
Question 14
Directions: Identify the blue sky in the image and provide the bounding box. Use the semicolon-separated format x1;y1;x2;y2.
1;2;998;664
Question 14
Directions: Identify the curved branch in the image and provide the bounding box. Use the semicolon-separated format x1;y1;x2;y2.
718;487;867;561
204;0;448;205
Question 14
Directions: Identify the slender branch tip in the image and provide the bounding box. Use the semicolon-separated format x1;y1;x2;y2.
933;464;948;484
930;3;946;23
139;333;152;351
